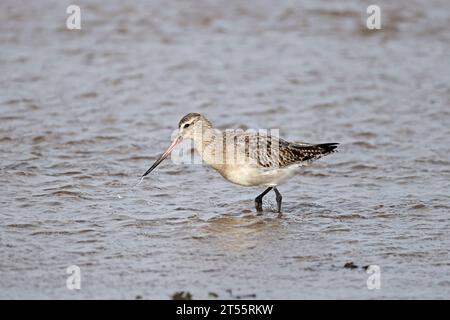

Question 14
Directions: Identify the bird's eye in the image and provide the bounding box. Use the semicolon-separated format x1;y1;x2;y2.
183;123;190;128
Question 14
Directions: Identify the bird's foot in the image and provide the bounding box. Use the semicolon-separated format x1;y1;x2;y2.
255;199;263;213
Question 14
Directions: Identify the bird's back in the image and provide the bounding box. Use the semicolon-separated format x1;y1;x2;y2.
220;131;338;169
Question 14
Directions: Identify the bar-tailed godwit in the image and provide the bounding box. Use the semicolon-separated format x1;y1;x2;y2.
142;113;338;216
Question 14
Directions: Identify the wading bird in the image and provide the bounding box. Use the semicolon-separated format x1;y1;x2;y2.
142;113;338;217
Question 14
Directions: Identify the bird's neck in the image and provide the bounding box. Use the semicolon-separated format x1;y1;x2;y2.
193;128;224;169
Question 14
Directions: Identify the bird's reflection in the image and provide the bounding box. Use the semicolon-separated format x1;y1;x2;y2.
200;213;284;251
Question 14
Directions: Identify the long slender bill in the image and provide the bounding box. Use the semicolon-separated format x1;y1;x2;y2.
141;135;183;177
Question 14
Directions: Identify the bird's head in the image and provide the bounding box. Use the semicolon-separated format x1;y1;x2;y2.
177;112;212;140
141;113;212;177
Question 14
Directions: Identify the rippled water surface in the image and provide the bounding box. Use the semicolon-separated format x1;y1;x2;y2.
1;0;450;299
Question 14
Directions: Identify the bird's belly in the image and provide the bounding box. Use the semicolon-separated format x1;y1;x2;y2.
214;165;257;186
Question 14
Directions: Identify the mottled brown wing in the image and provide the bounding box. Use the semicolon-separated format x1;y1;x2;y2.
222;132;338;168
245;135;338;168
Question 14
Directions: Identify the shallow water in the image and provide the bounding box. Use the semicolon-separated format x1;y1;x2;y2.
1;0;450;299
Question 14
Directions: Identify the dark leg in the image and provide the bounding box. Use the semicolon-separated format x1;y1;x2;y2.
273;187;282;217
255;187;273;212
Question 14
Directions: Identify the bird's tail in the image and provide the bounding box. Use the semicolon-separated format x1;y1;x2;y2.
289;142;339;162
313;143;339;154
